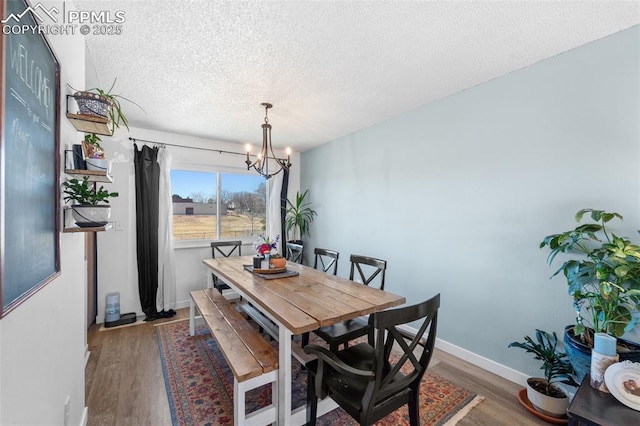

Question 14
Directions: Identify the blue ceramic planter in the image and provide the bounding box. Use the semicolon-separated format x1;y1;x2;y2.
564;326;591;383
564;325;640;383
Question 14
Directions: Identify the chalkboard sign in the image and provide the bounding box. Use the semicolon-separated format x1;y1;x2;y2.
0;0;61;317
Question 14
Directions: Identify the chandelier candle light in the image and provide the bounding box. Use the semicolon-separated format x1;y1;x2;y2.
245;103;292;179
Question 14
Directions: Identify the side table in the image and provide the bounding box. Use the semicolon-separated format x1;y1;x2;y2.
568;375;640;425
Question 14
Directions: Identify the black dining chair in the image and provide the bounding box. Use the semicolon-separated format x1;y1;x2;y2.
305;293;441;426
313;248;339;275
311;254;387;351
349;254;386;289
286;243;304;264
300;248;341;347
210;241;242;293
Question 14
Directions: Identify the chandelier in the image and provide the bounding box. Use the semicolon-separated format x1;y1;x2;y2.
245;103;291;179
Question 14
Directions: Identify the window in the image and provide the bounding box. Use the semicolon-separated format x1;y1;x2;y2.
170;169;266;241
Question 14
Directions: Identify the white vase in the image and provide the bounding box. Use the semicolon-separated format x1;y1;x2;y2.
71;205;111;227
86;158;112;174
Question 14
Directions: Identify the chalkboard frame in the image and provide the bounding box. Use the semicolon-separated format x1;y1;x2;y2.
0;0;61;317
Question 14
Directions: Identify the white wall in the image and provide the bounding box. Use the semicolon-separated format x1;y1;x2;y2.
95;127;300;322
0;1;88;424
301;26;640;380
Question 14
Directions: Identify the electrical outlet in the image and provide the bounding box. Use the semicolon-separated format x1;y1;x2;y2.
64;395;70;426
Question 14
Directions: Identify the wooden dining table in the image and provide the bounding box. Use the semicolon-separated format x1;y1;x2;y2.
202;256;406;425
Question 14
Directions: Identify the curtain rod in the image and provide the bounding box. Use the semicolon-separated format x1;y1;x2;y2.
129;136;247;157
128;136;288;161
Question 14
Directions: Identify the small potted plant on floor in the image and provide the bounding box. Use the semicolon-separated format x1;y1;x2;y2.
509;329;578;418
540;208;640;380
63;177;119;227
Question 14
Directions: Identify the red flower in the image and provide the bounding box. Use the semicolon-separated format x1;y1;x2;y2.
259;244;271;255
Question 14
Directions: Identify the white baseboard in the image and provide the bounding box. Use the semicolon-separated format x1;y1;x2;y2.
434;337;529;387
397;324;529;387
84;344;90;368
175;299;191;310
80;407;88;426
97;299;192;324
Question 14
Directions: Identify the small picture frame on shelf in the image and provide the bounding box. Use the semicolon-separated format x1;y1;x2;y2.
71;144;86;169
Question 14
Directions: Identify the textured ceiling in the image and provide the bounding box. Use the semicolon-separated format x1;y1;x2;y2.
74;0;640;152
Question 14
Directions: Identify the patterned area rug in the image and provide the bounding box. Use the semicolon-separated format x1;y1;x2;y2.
157;319;483;425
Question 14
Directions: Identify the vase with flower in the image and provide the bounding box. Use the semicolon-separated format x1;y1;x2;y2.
253;234;280;269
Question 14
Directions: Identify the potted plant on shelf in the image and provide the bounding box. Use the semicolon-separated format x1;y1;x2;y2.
509;329;578;419
540;208;640;380
284;189;317;244
62;177;119;227
82;133;111;174
71;78;144;134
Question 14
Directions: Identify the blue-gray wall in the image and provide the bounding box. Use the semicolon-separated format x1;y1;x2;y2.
301;25;640;377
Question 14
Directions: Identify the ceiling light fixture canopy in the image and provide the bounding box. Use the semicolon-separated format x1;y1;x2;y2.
245;103;291;180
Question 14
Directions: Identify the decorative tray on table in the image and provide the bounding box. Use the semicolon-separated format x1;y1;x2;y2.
243;265;300;279
247;266;287;274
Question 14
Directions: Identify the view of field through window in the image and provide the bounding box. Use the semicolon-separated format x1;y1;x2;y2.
170;170;266;240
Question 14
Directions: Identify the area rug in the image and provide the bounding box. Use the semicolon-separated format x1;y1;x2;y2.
157;319;483;425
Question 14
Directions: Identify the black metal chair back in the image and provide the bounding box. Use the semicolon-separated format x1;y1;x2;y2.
305;293;441;426
211;240;242;258
313;248;339;275
286;243;304;264
210;241;242;292
349;254;387;290
310;254;388;351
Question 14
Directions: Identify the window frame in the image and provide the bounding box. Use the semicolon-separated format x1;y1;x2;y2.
170;161;267;249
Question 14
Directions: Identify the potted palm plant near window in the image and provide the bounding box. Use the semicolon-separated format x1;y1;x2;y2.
63;177;119;227
540;208;640;381
284;189;317;244
509;329;578;419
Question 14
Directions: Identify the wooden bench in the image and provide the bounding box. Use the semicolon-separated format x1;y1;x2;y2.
189;289;278;426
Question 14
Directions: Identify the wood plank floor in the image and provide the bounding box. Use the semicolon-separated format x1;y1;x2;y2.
86;308;547;425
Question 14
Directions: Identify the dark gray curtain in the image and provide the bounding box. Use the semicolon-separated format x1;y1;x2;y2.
134;144;160;320
280;169;289;257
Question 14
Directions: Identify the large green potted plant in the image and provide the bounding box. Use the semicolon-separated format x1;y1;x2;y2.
72;78;144;134
540;208;640;380
284;189;317;244
509;330;578;418
63;177;119;227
